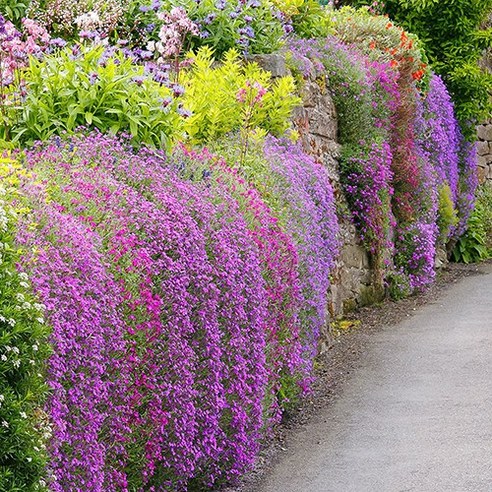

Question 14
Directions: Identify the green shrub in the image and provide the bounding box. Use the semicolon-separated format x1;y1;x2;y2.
452;183;492;263
452;205;489;263
10;45;184;149
0;157;50;492
181;47;300;144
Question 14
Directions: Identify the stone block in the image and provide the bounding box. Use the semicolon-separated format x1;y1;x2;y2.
341;243;369;270
478;155;488;168
477;165;488;184
309;108;338;139
249;54;289;78
477;124;492;142
301;81;321;108
477;140;489;156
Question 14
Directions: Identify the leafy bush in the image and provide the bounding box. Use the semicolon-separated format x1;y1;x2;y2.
0;157;50;492
10;45;184;148
452;183;492;263
181;47;300;144
436;184;459;243
452;206;489;263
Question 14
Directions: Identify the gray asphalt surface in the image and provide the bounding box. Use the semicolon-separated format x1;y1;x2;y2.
257;264;492;492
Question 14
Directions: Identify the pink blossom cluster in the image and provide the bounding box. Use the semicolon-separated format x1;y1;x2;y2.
236;81;267;104
147;7;198;60
0;15;50;87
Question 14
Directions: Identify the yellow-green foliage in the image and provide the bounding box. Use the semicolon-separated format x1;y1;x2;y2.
437;183;458;243
181;47;301;144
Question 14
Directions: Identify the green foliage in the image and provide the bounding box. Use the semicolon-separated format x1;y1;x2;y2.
478;182;492;251
385;270;411;300
452;205;489;263
0;158;50;492
437;183;459;243
452;183;492;262
181;47;300;144
8;45;183;149
343;0;492;138
0;0;30;26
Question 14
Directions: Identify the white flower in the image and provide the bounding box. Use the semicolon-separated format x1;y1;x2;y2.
0;394;4;402
146;40;156;52
26;457;32;462
11;346;19;355
20;411;27;419
36;317;44;324
1;354;6;362
16;293;25;302
12;359;20;368
7;318;15;326
32;344;39;352
19;282;29;289
19;272;29;281
1;420;8;428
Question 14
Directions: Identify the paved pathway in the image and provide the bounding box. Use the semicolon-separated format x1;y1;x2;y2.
257;264;492;492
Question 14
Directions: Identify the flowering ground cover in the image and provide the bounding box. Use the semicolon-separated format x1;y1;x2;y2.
0;0;482;490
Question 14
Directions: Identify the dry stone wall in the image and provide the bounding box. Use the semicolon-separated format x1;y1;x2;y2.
254;54;380;319
477;121;492;183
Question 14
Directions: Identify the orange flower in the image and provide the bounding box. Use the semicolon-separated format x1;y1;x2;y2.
369;41;376;49
390;60;399;68
386;22;393;29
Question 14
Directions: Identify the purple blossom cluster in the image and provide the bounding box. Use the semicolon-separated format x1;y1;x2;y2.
15;131;340;489
263;137;339;370
417;74;460;204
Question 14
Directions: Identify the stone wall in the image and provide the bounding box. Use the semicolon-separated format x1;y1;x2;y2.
477;121;492;183
478;22;492;184
253;54;379;318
